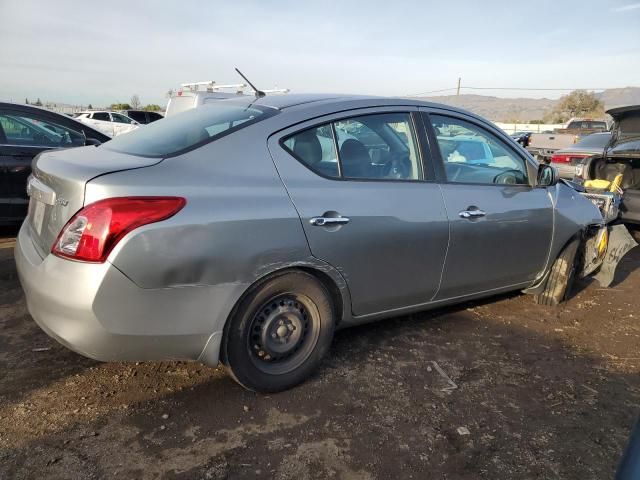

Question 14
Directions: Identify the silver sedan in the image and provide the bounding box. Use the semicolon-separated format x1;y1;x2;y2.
14;94;625;392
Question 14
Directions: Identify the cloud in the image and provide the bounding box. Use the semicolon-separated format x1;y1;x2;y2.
612;3;640;11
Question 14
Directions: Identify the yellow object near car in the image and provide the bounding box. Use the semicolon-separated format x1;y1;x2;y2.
583;174;624;192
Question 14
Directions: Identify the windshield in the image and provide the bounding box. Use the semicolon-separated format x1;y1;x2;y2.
103;102;277;157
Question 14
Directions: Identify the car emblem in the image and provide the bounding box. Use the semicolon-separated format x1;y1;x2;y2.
56;198;69;207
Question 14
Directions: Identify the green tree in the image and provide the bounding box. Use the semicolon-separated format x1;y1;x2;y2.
143;104;162;112
25;98;29;105
545;90;604;123
34;98;43;106
88;103;93;109
110;103;131;110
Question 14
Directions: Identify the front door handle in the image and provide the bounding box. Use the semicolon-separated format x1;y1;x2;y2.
459;209;486;219
310;216;350;227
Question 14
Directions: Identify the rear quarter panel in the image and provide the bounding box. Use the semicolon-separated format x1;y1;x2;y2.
85;121;352;330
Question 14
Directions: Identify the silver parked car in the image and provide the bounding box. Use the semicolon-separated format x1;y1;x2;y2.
14;94;631;392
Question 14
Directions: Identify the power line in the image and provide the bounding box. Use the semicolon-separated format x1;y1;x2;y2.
409;84;619;97
406;87;458;96
463;86;611;91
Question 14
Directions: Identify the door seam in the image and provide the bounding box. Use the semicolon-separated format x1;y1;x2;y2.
431;183;451;301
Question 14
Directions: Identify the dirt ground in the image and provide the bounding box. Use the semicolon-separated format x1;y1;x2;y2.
0;226;639;480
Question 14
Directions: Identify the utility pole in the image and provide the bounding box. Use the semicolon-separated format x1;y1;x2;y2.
456;77;461;96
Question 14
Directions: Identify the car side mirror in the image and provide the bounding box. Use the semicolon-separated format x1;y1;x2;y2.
84;137;102;146
537;163;559;187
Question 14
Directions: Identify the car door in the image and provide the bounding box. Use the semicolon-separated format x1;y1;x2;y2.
110;112;138;136
88;112;113;136
269;107;449;317
0;107;88;222
422;109;553;299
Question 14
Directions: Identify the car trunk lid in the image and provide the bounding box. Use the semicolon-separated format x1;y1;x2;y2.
606;106;640;160
26;145;162;258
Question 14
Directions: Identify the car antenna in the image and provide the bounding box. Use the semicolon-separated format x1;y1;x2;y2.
235;68;265;98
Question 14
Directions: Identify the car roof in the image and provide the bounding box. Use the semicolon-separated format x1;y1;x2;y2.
214;93;483;120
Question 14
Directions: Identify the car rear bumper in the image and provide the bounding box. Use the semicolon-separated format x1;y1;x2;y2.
14;222;243;365
552;162;576;179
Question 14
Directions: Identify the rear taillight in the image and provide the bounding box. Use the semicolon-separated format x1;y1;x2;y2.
52;197;186;263
550;153;589;164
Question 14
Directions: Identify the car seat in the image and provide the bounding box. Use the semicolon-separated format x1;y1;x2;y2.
340;139;371;178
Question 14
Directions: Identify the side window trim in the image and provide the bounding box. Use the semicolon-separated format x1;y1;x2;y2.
329;122;342;178
278;107;433;183
420;109;535;187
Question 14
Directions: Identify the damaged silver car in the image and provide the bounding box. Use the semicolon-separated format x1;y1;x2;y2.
15;94;636;392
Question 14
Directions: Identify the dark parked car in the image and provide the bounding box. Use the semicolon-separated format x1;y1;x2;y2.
576;105;640;224
551;132;612;179
120;110;164;124
510;131;532;148
0;102;110;225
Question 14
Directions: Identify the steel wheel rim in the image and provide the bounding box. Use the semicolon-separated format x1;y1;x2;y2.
247;293;321;375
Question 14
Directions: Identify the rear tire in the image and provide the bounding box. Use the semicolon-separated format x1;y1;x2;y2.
534;239;580;306
222;271;335;392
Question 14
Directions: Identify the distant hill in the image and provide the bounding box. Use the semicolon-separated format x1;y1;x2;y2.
410;87;640;122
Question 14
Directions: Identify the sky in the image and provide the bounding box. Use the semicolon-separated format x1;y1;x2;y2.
1;0;639;107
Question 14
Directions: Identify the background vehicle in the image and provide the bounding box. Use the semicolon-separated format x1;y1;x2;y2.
166;80;289;117
0;102;109;225
510;131;532;148
550;132;612;178
120;110;164;125
528;118;608;163
575;105;640;224
75;111;140;137
15;95;630;393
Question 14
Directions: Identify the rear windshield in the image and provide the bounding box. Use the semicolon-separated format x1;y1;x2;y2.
574;133;611;148
103;102;277;157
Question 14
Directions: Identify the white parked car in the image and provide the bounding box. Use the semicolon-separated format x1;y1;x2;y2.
74;111;140;137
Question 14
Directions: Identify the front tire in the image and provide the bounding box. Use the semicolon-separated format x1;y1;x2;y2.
534;239;580;306
222;271;335;392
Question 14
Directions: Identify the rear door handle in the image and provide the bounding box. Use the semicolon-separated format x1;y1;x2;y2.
310;216;350;226
459;209;486;219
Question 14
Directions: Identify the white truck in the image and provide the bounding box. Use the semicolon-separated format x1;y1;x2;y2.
165;81;289;117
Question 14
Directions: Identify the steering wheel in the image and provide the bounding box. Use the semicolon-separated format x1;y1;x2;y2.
382;152;412;179
493;169;524;185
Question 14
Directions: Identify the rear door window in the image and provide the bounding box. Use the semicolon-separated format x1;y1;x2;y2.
111;113;134;124
282;112;423;181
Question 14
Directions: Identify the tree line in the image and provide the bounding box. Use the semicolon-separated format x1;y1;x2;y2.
25;94;163;112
